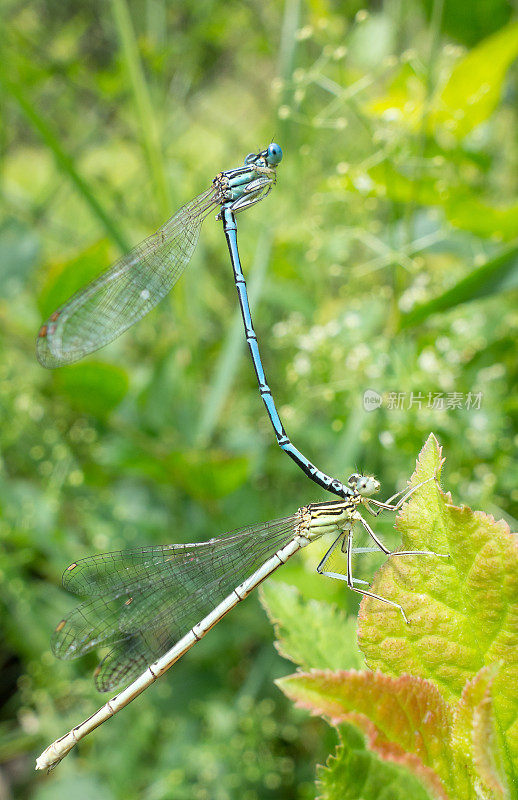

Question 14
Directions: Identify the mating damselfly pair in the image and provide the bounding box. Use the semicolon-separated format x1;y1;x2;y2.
35;144;447;771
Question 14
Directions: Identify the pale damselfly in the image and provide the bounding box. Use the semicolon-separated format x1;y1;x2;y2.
36;473;447;771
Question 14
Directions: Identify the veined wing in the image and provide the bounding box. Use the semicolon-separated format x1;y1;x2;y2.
52;516;297;692
37;188;218;368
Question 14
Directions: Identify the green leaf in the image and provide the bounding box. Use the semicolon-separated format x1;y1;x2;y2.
357;434;518;785
443;198;518;242
278;669;456;799
422;0;512;48
451;666;510;800
37;239;114;318
161;449;250;501
317;723;434;800
342;157;518;242
99;440;250;501
399;242;518;327
51;361;129;417
365;23;518;139
356;160;518;242
431;22;518;138
259;581;362;670
365;63;427;130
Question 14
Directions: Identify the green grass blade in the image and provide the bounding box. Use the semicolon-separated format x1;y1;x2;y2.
110;0;171;218
1;76;130;254
277;0;300;81
399;241;518;329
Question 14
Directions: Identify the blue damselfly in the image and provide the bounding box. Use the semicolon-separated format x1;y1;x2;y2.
37;144;282;366
37;144;358;499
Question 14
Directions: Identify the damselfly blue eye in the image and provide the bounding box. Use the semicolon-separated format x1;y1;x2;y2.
266;143;283;165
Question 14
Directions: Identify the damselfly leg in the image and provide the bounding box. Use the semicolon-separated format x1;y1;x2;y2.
316;497;449;623
355;512;446;559
361;475;436;516
359;474;449;559
316;523;410;623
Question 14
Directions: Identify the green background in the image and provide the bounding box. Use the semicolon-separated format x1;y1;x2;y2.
1;0;516;797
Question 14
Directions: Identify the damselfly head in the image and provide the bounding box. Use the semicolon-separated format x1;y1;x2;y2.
347;473;380;497
244;143;283;167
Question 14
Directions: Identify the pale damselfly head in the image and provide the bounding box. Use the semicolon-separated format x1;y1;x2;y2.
347;473;381;497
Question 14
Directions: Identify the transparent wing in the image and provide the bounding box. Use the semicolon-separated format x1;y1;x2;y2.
52;516;297;692
37;188;218;367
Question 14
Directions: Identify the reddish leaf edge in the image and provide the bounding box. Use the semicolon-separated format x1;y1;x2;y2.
277;668;451;800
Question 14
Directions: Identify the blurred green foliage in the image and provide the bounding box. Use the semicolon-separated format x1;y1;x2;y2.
0;0;516;798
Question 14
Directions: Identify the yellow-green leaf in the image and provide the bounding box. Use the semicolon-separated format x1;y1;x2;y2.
432;22;518;137
358;434;518;779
